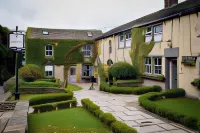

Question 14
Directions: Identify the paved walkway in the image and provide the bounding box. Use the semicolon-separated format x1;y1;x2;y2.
74;83;197;133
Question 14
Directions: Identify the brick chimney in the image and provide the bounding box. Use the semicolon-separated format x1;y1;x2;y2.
164;0;178;8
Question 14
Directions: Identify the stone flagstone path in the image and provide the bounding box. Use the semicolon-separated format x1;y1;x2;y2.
74;83;197;133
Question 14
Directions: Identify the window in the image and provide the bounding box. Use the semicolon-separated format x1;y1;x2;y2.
145;27;152;43
45;45;53;56
82;65;92;76
154;24;163;42
87;32;93;37
120;34;124;42
45;65;53;77
109;40;112;53
145;24;163;42
126;32;131;40
154;58;162;75
83;44;92;56
145;58;152;74
43;31;49;35
22;50;25;65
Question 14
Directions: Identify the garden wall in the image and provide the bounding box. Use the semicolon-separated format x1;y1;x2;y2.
19;87;65;94
143;79;165;90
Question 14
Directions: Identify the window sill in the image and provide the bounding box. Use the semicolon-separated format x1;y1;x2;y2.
141;74;165;82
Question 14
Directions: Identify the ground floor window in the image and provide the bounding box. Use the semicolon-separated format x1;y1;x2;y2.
82;65;92;76
45;65;53;77
154;57;162;75
145;58;152;74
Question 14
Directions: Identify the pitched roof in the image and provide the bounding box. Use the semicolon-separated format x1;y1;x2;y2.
27;27;102;40
96;0;200;40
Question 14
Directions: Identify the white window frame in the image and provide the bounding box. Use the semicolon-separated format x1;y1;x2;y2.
145;27;153;43
43;31;49;35
154;57;162;75
153;24;163;42
83;44;92;57
45;65;53;77
126;32;132;41
145;58;152;74
45;44;53;57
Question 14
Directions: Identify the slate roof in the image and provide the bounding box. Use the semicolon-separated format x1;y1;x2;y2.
96;0;200;40
28;27;102;40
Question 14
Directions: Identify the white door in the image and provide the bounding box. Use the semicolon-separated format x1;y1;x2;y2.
69;66;76;83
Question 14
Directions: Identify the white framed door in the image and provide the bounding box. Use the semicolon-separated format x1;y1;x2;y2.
69;66;76;83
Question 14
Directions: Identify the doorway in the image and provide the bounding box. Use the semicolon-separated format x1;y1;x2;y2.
69;66;76;83
171;59;177;88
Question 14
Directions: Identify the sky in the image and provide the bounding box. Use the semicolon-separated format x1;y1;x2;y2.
0;0;185;32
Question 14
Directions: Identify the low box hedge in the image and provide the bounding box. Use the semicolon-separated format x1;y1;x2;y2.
30;92;73;106
139;88;199;130
37;78;56;82
20;81;58;87
81;98;137;133
33;99;77;113
100;82;162;95
111;121;137;133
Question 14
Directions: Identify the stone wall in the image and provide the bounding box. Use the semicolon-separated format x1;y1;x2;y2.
19;87;65;94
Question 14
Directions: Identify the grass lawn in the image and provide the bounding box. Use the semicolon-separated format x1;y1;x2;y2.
116;79;142;83
28;108;112;133
64;84;82;91
155;98;200;120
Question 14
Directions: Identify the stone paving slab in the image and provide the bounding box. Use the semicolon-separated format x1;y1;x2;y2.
0;118;9;133
100;107;114;112
125;106;138;111
109;106;130;112
119;115;146;121
158;123;178;130
135;119;165;126
139;125;166;133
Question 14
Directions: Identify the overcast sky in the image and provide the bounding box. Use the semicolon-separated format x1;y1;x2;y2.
0;0;185;32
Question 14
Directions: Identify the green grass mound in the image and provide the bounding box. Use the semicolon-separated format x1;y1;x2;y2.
65;84;82;91
28;108;111;133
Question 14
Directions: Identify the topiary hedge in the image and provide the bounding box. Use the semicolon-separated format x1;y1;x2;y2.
37;78;56;82
19;64;43;81
108;62;139;80
100;81;162;95
33;99;77;113
29;92;73;106
138;88;200;130
20;81;58;87
81;98;137;133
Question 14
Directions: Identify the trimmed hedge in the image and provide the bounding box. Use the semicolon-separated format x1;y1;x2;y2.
29;92;73;106
81;98;137;133
20;81;58;87
108;62;139;80
100;82;162;95
33;99;77;113
111;121;137;133
139;88;199;130
37;78;56;82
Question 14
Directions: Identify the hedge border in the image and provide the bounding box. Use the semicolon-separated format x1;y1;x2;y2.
32;99;77;113
100;82;162;95
139;88;200;131
81;98;137;133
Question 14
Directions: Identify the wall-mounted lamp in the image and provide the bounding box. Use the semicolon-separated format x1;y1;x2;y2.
166;39;172;48
55;42;58;46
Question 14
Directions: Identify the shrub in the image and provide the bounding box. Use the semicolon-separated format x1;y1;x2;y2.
94;109;104;119
33;99;77;113
108;62;138;80
101;113;117;126
100;81;162;95
111;121;137;133
138;88;199;129
20;81;58;87
3;76;23;93
29;92;73;106
191;78;200;89
19;64;43;81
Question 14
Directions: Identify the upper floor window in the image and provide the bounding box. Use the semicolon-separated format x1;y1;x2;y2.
120;34;124;42
145;58;152;74
43;31;49;35
83;44;92;57
145;24;163;43
45;45;53;57
126;32;132;40
154;57;162;75
87;32;93;37
109;40;112;53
